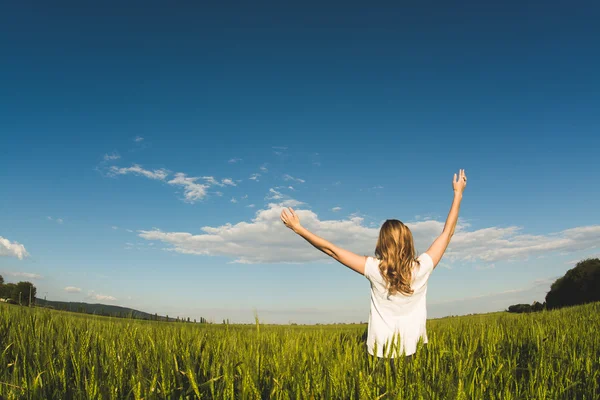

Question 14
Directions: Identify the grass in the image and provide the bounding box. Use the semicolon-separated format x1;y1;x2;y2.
1;302;599;399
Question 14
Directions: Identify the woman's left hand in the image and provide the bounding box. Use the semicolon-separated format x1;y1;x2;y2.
280;207;302;232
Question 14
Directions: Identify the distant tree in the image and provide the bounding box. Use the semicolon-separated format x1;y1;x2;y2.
155;313;158;321
531;301;545;312
507;304;534;313
14;282;36;306
187;317;190;323
166;315;169;322
0;283;15;300
0;274;4;285
546;258;600;309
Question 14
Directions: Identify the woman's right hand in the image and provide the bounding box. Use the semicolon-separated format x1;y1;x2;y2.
453;169;467;194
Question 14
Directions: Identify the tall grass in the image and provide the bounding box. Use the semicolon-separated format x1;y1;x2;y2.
1;302;599;399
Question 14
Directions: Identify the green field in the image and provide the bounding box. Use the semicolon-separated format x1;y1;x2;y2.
1;302;599;399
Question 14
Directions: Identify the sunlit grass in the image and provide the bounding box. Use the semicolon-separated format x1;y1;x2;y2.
1;302;599;399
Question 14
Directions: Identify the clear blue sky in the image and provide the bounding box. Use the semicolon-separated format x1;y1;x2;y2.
1;1;599;323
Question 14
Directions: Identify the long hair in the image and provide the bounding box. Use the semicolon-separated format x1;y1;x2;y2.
375;219;420;296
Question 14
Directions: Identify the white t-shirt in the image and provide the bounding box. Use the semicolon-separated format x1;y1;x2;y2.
364;253;435;357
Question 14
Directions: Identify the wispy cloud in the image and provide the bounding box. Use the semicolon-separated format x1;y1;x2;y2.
228;158;242;163
168;173;209;203
332;207;342;212
107;163;239;204
283;174;305;184
103;152;121;162
260;164;269;173
64;286;82;293
360;185;384;192
134;136;144;143
249;173;260;181
266;188;283;200
231;197;238;203
112;226;119;230
0;237;29;259
247;204;255;208
5;271;42;279
47;216;64;224
272;146;288;150
109;164;169;180
87;291;117;302
202;176;237;187
446;225;600;263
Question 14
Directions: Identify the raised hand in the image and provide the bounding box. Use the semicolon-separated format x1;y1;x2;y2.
453;169;467;194
280;207;302;232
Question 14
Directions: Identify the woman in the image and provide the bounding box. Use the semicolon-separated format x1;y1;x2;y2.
280;169;467;359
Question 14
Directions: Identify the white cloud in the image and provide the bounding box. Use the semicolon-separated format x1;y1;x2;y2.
0;237;29;259
64;286;82;293
103;152;121;161
126;229;134;233
139;203;377;264
260;164;268;173
168;173;208;203
266;188;283;200
202;176;236;187
445;225;600;263
249;173;260;181
137;196;600;266
134;136;144;142
241;194;248;199
332;207;342;212
112;226;119;230
109;164;169;180
47;216;64;224
228;158;242;163
247;204;256;208
107;163;238;204
272;146;288;150
88;291;117;302
5;271;42;279
283;174;305;183
231;197;237;203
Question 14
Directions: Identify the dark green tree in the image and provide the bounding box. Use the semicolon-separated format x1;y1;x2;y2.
0;274;4;285
546;258;600;309
15;281;36;306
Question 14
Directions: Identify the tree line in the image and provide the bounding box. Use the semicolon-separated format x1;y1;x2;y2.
0;275;36;306
507;258;600;313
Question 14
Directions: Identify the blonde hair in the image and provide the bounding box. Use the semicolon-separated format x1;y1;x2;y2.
375;219;420;296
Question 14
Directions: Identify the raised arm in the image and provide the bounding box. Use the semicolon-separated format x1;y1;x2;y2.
425;169;467;268
280;208;366;275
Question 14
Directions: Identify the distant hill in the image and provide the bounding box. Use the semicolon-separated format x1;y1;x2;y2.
35;299;167;321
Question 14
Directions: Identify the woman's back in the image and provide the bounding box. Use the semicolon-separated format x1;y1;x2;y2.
364;253;435;357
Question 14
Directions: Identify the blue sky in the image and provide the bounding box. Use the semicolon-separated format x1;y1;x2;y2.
1;2;599;323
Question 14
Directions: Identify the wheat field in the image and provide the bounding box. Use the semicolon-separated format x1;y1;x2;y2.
1;302;599;399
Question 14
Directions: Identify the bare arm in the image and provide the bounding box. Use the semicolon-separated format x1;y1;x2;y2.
426;169;467;268
280;208;366;275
